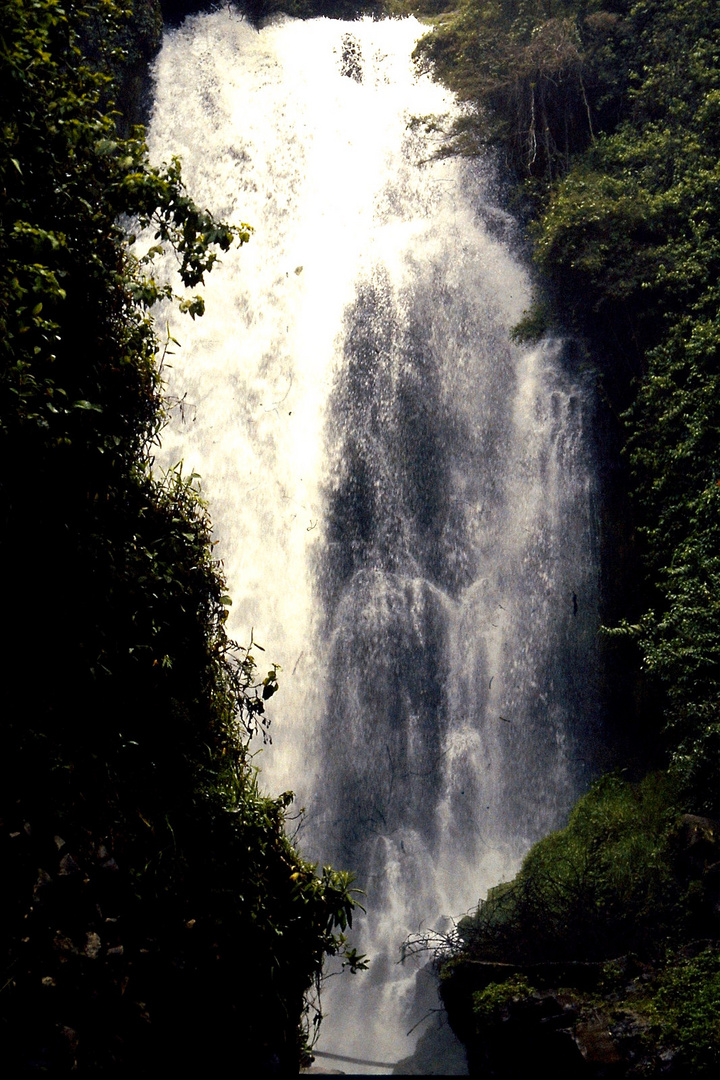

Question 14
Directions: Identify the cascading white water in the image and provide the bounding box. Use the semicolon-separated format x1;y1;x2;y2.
148;11;603;1072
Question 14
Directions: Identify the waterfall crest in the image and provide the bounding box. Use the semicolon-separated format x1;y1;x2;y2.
148;11;602;1069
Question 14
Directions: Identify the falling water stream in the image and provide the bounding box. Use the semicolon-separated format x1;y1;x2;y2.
148;11;603;1072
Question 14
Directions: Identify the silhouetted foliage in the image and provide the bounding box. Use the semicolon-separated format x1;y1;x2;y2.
0;1;363;1070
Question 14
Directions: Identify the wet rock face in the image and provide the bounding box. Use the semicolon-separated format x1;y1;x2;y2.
450;989;642;1078
466;992;588;1079
438;955;697;1079
160;0;219;27
339;33;363;81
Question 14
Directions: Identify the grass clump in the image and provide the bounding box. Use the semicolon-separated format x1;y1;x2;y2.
455;773;687;965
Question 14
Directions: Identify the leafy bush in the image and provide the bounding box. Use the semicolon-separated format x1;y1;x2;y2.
455;773;685;963
0;1;362;1070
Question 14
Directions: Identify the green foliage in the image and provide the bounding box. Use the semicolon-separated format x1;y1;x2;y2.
420;0;720;814
584;3;720;807
0;0;245;494
510;301;549;343
648;947;720;1076
472;976;536;1023
455;773;685;963
414;0;634;181
1;0;361;1070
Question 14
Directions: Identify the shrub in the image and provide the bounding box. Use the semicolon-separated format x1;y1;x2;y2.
0;2;362;1070
455;773;684;964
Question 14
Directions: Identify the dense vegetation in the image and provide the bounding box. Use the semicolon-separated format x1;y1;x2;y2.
454;773;688;965
409;0;720;1073
0;1;364;1071
417;2;720;800
7;0;718;1071
435;773;720;1075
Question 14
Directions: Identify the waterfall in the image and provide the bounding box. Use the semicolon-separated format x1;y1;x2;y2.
148;11;603;1071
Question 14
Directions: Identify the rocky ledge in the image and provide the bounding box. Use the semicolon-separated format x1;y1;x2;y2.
439;946;720;1079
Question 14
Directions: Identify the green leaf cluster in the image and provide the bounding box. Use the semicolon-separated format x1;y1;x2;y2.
437;775;720;1072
